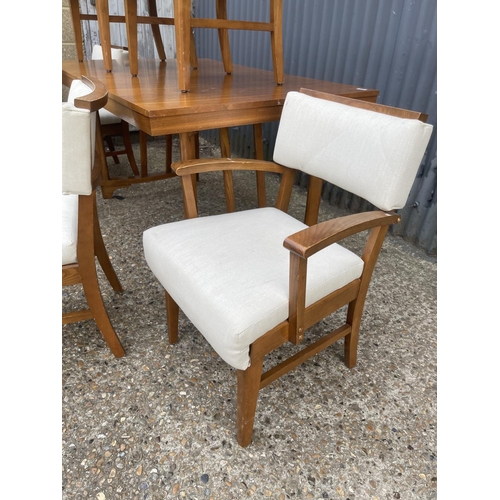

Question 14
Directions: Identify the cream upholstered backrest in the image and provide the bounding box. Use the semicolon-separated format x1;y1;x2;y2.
62;80;97;195
273;92;433;211
91;44;130;67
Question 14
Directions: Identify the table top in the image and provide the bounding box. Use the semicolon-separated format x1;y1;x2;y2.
62;58;378;136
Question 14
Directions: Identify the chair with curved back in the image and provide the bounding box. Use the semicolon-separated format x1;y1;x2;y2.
91;44;140;176
142;89;433;446
62;75;125;358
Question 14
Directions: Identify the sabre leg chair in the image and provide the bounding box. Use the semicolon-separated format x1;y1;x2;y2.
143;89;433;446
90;45;140;177
63;76;125;358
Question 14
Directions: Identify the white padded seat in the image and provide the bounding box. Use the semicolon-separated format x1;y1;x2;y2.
143;207;364;370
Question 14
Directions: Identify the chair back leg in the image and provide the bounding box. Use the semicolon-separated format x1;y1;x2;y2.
270;0;284;84
344;224;390;368
69;0;85;62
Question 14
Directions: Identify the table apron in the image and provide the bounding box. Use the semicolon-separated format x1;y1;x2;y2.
104;92;377;136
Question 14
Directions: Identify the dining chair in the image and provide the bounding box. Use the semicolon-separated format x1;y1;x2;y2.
91;45;140;176
123;0;283;91
63;75;126;358
143;89;433;446
68;0;168;73
176;0;284;91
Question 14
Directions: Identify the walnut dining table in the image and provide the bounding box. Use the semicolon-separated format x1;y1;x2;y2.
62;58;379;203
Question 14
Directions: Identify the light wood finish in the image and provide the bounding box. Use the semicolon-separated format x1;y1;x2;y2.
62;76;125;358
106;0;283;91
101;109;140;176
62;58;378;198
68;0;169;73
174;0;284;91
162;91;424;446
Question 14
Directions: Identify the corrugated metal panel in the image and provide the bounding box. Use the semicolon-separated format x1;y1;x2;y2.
193;0;437;255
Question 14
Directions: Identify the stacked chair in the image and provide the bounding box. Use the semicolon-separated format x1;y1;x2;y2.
91;45;140;175
69;0;284;92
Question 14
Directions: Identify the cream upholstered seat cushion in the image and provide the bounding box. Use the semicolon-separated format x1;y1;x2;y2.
62;194;79;266
143;207;364;370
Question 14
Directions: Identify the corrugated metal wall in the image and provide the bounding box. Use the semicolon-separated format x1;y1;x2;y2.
77;0;437;254
193;0;437;254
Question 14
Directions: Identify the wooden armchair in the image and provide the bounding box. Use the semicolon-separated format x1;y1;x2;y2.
143;89;433;446
62;76;125;358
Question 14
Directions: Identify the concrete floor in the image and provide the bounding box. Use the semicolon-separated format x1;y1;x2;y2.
62;136;437;499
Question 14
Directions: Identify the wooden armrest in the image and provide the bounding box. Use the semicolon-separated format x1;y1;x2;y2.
73;75;108;112
284;211;401;259
172;158;286;176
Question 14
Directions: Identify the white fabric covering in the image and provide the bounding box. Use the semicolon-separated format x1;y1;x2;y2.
273;92;433;211
63;78;98;195
62;194;79;265
143;207;364;370
62;79;98;264
62;102;95;195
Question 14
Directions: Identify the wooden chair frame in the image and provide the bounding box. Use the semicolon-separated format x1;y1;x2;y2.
172;0;284;91
62;76;125;358
163;89;428;446
70;0;283;91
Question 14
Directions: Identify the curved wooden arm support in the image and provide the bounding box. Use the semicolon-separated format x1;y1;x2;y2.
285;210;400;344
284;211;400;258
174;158;290;219
172;158;287;176
73;76;108;112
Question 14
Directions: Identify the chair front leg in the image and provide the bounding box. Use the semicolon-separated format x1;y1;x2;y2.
215;0;233;74
124;0;139;76
147;0;167;61
237;355;264;447
93;194;122;292
165;291;179;344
